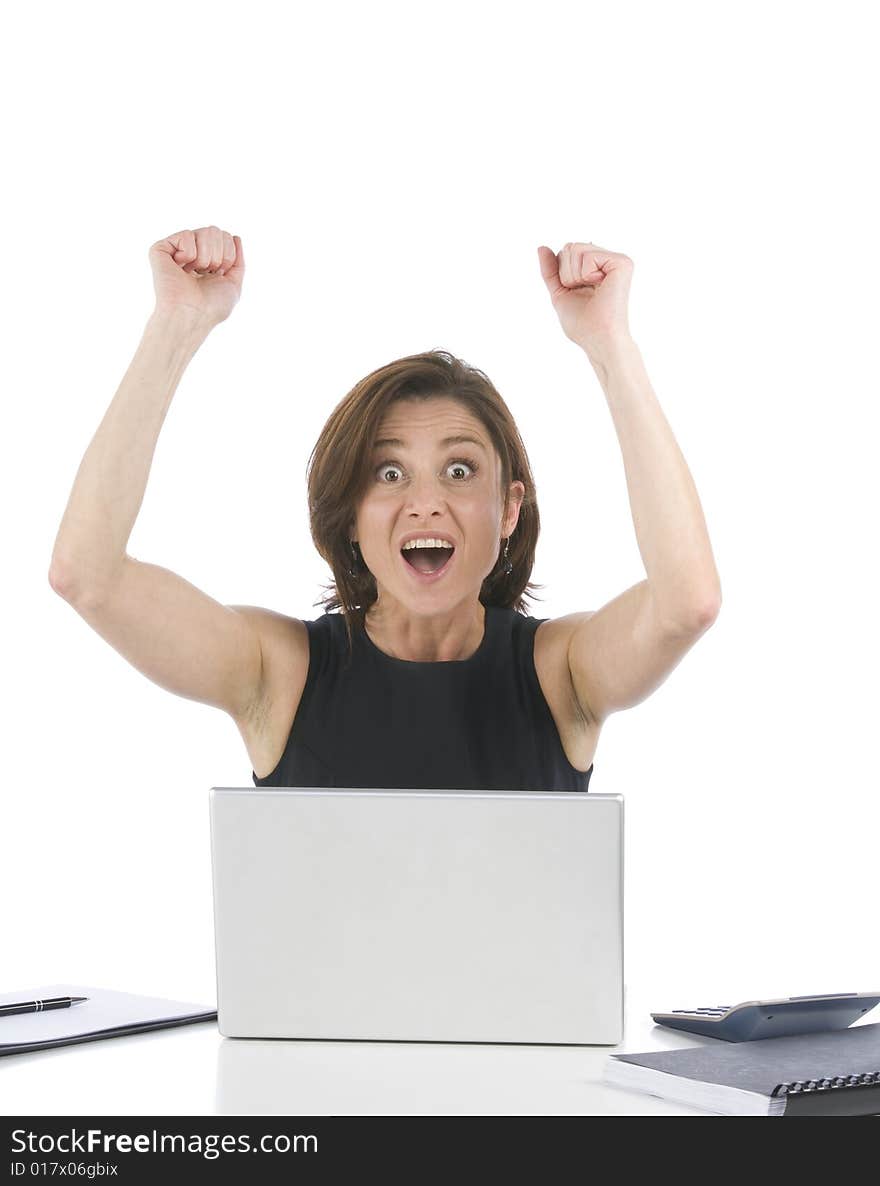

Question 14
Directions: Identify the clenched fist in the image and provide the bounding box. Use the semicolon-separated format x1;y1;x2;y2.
149;226;245;328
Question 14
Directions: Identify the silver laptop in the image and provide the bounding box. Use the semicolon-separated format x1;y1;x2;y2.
209;787;624;1045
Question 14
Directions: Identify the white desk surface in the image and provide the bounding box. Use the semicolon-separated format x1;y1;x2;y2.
0;984;710;1116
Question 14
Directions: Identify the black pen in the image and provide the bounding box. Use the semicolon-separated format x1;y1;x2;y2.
0;996;89;1017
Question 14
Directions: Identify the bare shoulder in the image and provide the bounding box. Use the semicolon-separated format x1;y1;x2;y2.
533;611;600;773
533;611;596;676
228;606;310;737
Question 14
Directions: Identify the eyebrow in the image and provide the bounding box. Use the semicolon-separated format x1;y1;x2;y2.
372;433;488;452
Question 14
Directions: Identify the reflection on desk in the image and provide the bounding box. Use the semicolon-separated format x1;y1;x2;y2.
215;1030;704;1115
0;985;710;1116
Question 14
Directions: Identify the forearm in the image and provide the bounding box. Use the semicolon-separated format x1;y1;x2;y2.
49;307;212;600
584;333;722;629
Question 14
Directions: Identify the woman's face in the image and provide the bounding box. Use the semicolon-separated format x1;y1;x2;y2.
352;397;524;610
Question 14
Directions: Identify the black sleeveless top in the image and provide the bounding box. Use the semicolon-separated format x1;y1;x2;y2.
251;605;594;792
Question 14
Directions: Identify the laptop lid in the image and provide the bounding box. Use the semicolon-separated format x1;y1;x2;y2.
209;787;624;1045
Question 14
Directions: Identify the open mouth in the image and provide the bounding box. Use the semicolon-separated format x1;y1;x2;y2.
400;546;456;579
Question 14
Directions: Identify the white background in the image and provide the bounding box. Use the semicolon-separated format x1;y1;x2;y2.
4;0;878;1027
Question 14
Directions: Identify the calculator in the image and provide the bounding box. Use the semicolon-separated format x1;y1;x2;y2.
651;992;880;1042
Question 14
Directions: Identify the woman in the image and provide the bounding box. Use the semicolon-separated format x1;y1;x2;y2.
49;226;721;792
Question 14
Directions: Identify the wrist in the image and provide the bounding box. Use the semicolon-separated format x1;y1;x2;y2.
580;330;638;367
147;304;215;345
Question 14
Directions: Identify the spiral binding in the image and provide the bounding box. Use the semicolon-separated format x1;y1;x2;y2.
771;1070;880;1097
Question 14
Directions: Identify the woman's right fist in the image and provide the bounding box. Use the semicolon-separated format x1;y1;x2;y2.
149;226;245;327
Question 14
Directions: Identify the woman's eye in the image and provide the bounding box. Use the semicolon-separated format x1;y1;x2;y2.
447;459;477;480
375;461;399;482
377;459;478;483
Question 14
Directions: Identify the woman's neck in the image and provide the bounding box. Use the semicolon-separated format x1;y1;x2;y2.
364;602;487;662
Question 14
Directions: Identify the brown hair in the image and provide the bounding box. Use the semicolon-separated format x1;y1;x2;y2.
307;348;545;659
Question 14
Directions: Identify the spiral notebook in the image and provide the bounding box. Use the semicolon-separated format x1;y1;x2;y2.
0;984;217;1056
604;1022;880;1115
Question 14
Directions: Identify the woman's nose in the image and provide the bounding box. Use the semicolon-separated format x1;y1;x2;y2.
405;475;447;509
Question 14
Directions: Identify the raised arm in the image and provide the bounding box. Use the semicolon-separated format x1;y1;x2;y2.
48;227;267;722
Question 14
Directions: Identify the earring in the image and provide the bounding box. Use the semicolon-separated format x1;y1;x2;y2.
501;536;513;576
347;540;360;577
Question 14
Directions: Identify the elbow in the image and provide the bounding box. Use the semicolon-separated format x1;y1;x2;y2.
49;556;125;607
48;565;72;599
694;591;722;631
668;590;721;635
48;564;86;603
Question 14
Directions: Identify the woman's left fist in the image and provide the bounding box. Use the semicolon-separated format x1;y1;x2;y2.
537;242;633;351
